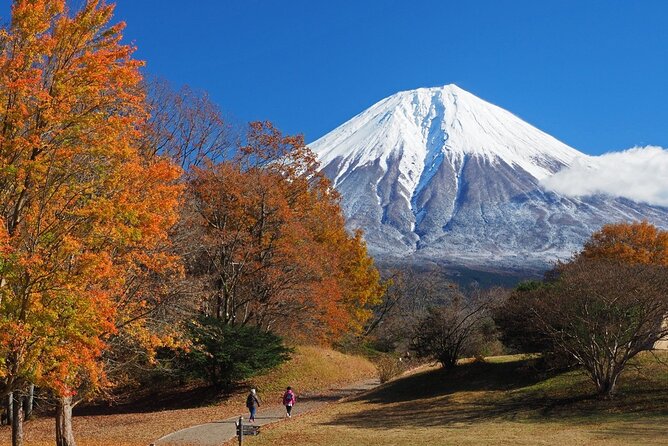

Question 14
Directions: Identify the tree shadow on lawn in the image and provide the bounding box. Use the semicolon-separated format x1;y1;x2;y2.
298;385;379;404
324;358;668;430
75;380;374;416
361;358;548;405
75;382;246;416
591;421;668;443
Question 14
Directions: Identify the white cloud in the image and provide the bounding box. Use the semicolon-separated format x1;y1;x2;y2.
540;146;668;207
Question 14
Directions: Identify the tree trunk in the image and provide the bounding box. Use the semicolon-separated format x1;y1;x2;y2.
55;395;77;446
7;392;13;426
24;385;34;420
597;371;622;399
440;354;458;371
11;394;24;446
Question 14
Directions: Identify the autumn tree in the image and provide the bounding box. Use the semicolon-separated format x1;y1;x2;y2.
87;78;235;396
497;221;668;359
0;1;181;445
580;221;668;266
580;220;668;350
182;121;384;342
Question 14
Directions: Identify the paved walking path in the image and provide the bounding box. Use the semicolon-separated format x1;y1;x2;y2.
152;378;380;446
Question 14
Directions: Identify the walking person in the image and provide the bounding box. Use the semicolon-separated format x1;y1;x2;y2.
246;388;261;422
282;386;296;418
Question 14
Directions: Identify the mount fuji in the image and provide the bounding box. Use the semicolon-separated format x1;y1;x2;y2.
309;84;668;269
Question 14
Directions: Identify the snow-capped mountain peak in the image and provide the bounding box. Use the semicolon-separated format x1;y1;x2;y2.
308;85;668;268
313;84;583;201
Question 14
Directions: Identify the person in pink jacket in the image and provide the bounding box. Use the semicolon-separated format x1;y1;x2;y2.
282;386;296;418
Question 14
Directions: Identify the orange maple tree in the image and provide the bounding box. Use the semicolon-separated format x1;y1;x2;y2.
0;1;181;444
580;220;668;266
184;121;384;341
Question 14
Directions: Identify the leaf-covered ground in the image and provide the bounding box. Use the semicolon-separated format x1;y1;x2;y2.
0;346;377;446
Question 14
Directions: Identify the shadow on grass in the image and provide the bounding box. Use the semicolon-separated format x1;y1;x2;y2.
592;422;668;442
360;359;547;405
76;381;378;416
324;358;668;430
75;382;245;416
298;385;378;404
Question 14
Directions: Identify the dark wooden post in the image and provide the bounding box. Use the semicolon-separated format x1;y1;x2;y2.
238;416;243;446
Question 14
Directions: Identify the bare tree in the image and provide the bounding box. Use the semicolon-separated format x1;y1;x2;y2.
367;266;453;352
527;258;668;398
142;77;236;169
411;287;499;370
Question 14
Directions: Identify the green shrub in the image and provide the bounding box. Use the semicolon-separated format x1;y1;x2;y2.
175;316;292;389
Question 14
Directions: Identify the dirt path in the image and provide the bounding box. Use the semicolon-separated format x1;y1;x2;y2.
151;378;380;446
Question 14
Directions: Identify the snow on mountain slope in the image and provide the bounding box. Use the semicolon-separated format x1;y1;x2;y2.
309;85;668;269
315;85;581;192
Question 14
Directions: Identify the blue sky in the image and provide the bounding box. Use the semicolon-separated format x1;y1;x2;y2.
4;1;668;155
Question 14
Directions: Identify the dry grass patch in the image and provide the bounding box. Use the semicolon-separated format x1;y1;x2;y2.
253;345;377;393
238;352;668;446
249;345;377;409
0;345;376;446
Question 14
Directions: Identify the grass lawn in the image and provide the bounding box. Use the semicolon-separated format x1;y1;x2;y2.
237;352;668;446
0;346;377;446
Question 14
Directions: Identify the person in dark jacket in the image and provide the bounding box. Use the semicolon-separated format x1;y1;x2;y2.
246;388;261;422
282;386;296;418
